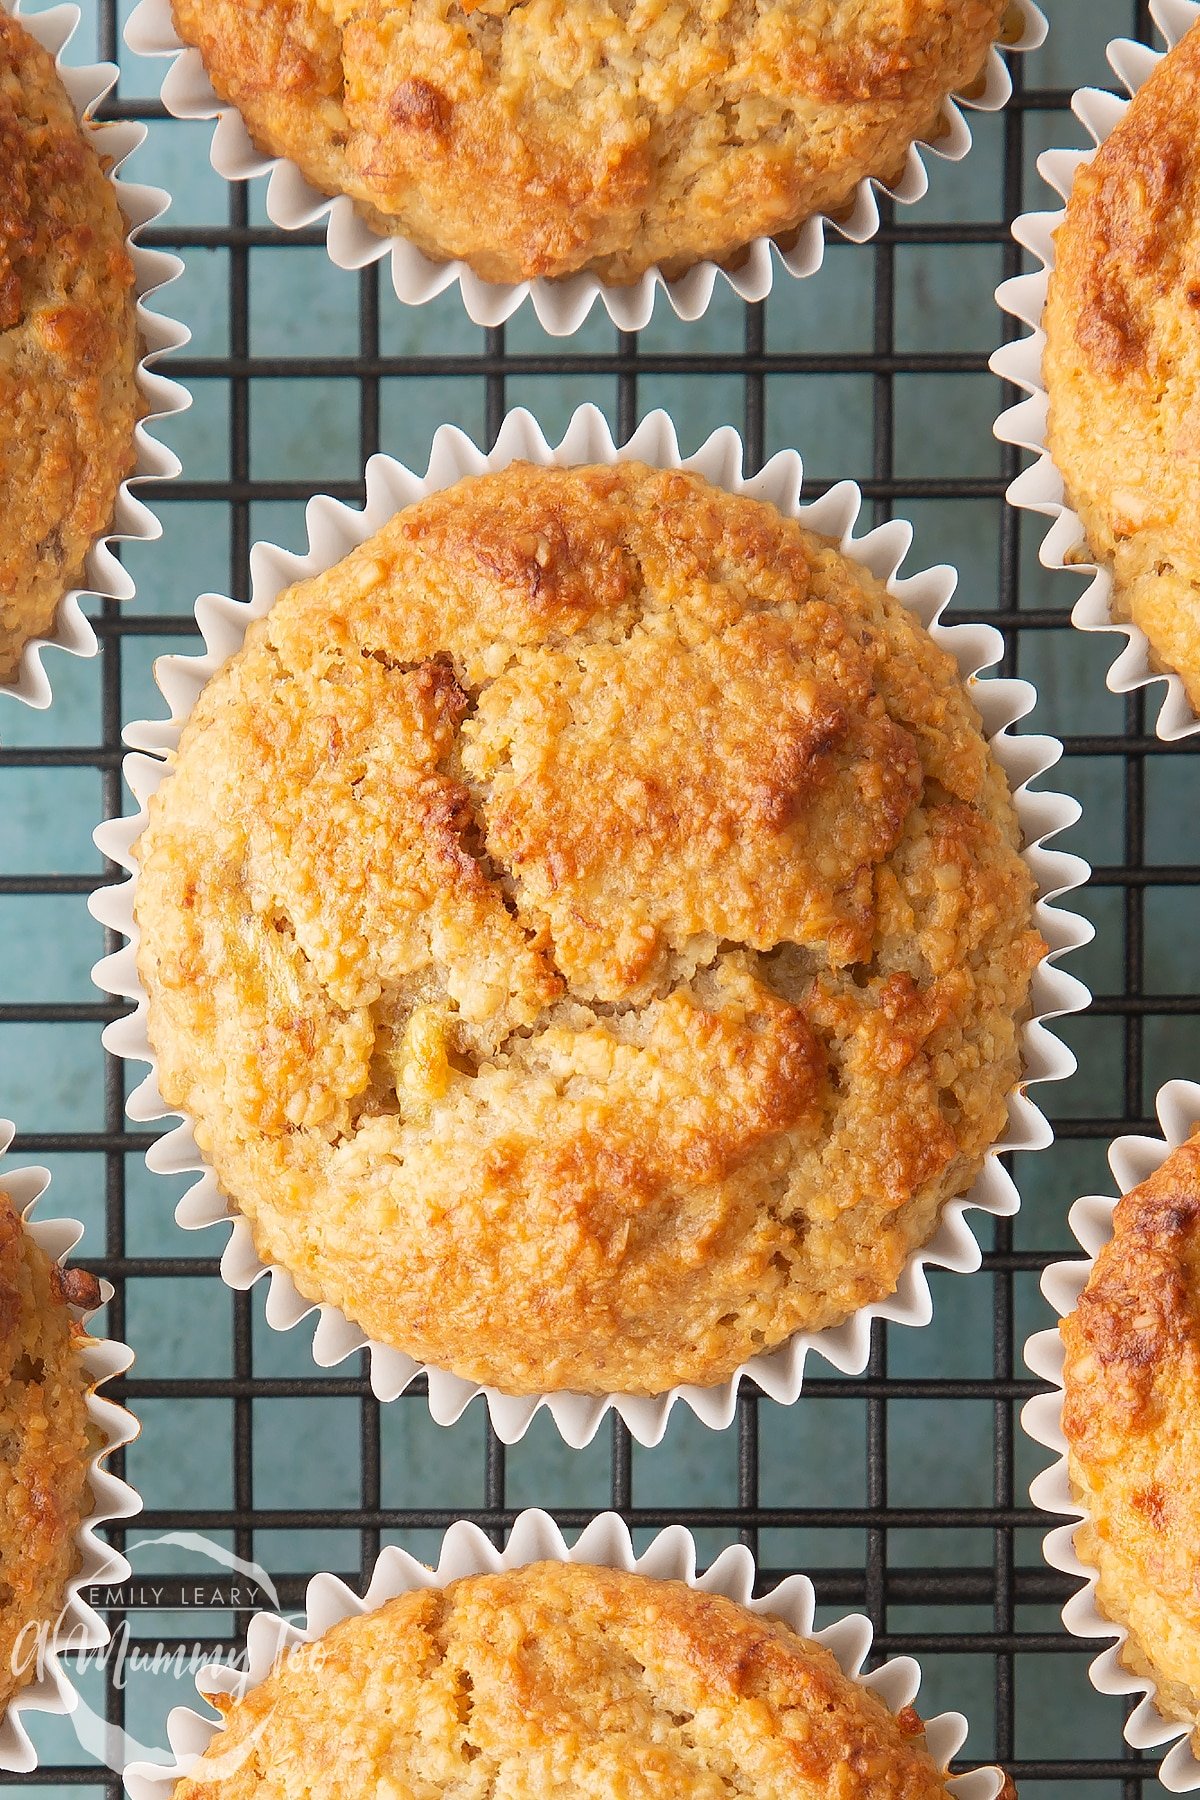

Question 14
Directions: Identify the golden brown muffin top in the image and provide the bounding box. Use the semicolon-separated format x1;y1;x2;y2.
134;462;1042;1398
1043;22;1200;712
173;1560;969;1799
0;1191;97;1716
1061;1134;1200;1734
0;11;140;683
170;0;1010;284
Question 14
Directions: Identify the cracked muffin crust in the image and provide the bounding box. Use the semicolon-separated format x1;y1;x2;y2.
134;460;1043;1397
0;11;141;684
170;1560;971;1799
0;1190;98;1717
1044;22;1200;713
1060;1133;1200;1746
168;0;1012;286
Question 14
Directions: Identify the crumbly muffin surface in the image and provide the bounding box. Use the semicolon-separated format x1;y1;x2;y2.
1061;1134;1200;1744
172;1560;964;1799
135;462;1041;1397
0;1191;96;1716
1044;23;1200;711
0;12;140;683
169;0;1009;285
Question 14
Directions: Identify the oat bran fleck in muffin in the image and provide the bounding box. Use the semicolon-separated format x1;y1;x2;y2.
1043;22;1200;713
1060;1132;1200;1746
0;11;141;683
170;1560;987;1798
168;0;1014;285
132;460;1044;1399
0;1190;98;1716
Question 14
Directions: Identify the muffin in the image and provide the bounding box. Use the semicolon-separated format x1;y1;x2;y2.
1060;1133;1200;1745
133;460;1044;1398
168;0;1013;286
1043;22;1200;713
0;11;141;683
171;1560;979;1798
0;1190;98;1715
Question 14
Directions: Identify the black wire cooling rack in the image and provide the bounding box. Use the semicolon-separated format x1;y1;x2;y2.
2;0;1194;1793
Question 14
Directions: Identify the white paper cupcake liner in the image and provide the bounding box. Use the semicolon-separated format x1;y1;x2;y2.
992;0;1200;741
123;0;1044;338
1023;1078;1200;1792
0;1118;140;1773
89;402;1092;1450
124;1506;1010;1799
1;0;190;710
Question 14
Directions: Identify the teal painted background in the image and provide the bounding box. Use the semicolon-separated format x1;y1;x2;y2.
0;2;1183;1793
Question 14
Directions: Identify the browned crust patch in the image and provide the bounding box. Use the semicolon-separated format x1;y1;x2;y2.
1061;1132;1200;1743
172;1561;969;1799
0;1190;95;1715
168;0;1008;284
1044;22;1200;712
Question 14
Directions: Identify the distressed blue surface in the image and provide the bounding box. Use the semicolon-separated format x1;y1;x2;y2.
0;3;1174;1794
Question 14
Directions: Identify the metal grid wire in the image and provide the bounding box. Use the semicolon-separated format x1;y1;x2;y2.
2;0;1194;1793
